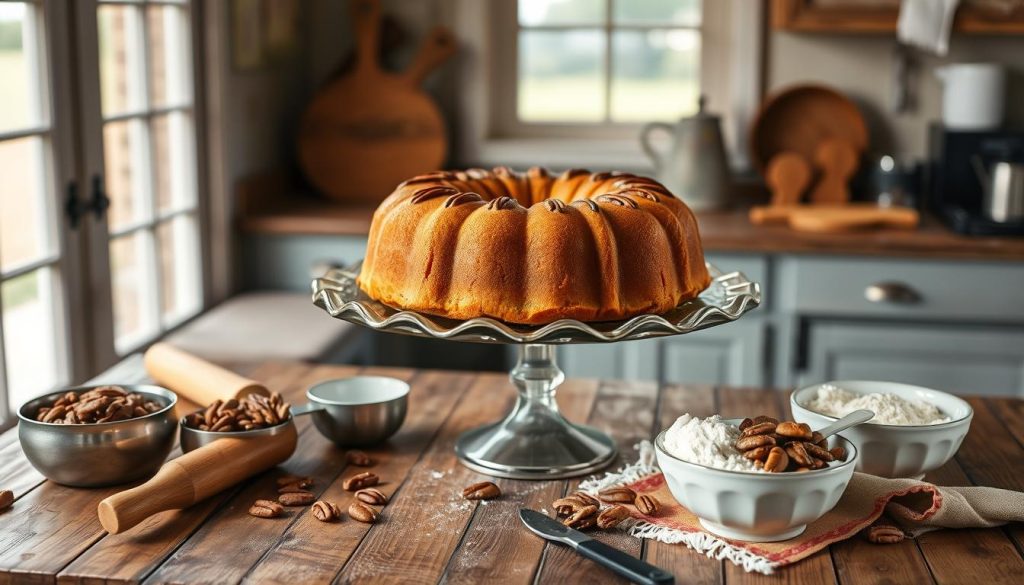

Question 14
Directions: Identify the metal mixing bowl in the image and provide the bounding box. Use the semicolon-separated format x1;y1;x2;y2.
17;384;178;487
296;376;409;446
179;417;297;453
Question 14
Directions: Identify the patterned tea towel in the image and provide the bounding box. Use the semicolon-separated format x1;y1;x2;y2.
579;442;1024;575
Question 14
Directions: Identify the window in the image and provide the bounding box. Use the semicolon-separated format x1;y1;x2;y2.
515;0;701;124
0;0;204;427
452;0;762;170
93;0;202;354
0;1;72;416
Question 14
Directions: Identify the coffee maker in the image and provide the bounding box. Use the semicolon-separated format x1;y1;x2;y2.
927;124;1024;236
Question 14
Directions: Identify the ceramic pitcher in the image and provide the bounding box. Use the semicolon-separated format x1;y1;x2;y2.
640;97;731;211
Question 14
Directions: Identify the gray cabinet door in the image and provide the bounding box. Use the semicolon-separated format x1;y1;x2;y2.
800;321;1024;396
560;319;766;386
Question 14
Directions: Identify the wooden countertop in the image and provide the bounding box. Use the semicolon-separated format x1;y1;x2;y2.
2;361;1023;583
239;197;1024;262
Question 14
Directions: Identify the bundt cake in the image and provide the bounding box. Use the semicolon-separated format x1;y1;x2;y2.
357;167;712;325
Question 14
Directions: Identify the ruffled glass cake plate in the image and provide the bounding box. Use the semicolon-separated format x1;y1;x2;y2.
312;261;761;480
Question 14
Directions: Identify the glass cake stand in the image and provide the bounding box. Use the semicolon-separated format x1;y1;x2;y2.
312;262;761;480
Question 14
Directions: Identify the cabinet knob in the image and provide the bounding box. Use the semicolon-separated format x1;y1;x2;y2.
864;282;922;304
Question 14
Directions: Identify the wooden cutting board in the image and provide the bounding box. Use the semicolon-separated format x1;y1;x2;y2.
298;0;456;204
749;203;920;232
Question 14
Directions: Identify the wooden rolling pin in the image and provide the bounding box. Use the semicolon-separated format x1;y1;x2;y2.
98;427;297;534
98;346;295;534
144;342;268;404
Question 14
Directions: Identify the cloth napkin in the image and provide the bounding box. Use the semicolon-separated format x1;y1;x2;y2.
897;0;961;55
579;442;1024;575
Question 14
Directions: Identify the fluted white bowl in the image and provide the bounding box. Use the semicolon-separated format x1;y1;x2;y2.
654;421;858;542
791;381;972;479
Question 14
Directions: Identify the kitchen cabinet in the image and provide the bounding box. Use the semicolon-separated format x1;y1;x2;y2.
798;320;1024;396
772;0;1024;34
560;318;767;387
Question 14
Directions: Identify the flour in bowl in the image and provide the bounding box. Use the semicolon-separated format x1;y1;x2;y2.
662;414;760;472
807;384;950;425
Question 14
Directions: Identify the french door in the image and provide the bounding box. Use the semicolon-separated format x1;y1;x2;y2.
0;0;205;428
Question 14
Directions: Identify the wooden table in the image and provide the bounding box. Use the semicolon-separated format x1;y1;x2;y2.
1;362;1023;584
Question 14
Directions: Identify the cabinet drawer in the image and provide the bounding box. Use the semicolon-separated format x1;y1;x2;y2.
799;320;1024;396
778;256;1024;323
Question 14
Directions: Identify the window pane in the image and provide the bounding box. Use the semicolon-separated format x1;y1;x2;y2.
613;0;701;26
156;215;200;324
104;119;151;230
610;29;700;123
0;137;54;271
98;4;146;116
147;5;191;107
152;111;195;213
0;2;44;132
518;0;604;26
2;268;61;407
518;30;605;122
110;230;158;352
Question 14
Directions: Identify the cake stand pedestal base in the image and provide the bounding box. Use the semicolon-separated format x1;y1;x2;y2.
454;344;617;479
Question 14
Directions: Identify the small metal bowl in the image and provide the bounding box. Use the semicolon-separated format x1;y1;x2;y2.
179;417;297;453
17;385;178;487
296;376;409;446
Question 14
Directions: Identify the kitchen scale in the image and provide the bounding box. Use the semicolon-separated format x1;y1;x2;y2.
312;262;760;480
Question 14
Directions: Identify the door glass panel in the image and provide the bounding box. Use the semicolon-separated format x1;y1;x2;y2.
152;111;195;213
98;3;145;116
146;4;191;107
610;29;700;122
518;29;605;122
0;2;44;132
2;268;60;406
103;118;151;230
156;215;199;324
0;136;53;271
110;230;158;352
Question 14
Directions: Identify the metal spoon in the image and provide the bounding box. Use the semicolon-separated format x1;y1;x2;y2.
814;409;874;438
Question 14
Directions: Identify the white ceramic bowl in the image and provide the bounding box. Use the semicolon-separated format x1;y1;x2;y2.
791;381;973;479
654;421;858;542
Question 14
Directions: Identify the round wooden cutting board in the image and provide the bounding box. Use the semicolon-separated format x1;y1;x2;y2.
298;0;456;204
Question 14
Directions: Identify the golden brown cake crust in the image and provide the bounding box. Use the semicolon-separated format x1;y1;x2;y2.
357;167;712;324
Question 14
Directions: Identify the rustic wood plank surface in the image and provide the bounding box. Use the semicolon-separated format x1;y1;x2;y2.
0;362;1022;585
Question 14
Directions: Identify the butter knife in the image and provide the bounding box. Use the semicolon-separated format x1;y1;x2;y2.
519;508;674;585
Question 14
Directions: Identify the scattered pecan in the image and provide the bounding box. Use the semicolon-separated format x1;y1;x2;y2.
249;499;284;518
553;495;591;517
276;475;313;488
597;486;636;504
355;488;389;506
348;502;379;524
596;505;631;529
462;481;501;500
346;450;373;466
570;491;599;507
342;472;379;491
0;489;13;512
635;495;661;516
866;523;905;544
562;504;598;529
311;500;343;522
278;490;316;506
